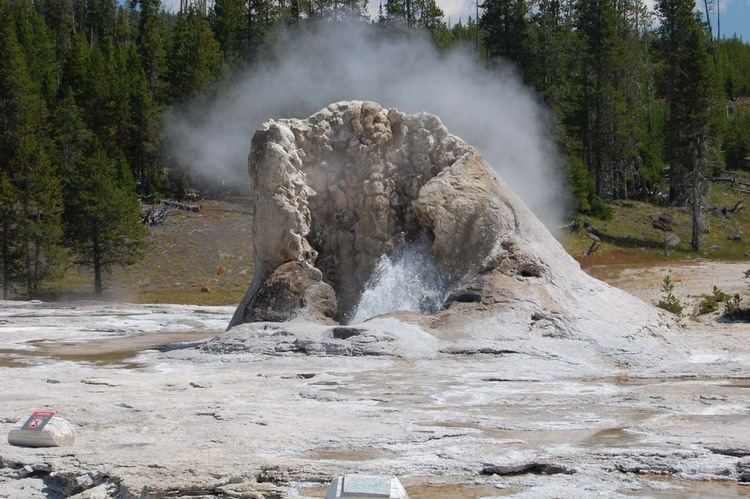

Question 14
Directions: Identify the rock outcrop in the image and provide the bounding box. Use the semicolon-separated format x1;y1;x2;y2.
228;101;671;364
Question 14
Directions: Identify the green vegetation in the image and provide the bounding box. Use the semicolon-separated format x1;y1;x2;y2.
655;275;684;316
64;148;148;295
44;201;252;305
723;293;743;317
725;106;750;170
1;0;749;299
718;38;750;98
697;286;730;315
479;0;749;257
657;0;715;251
719;268;750;321
565;181;749;265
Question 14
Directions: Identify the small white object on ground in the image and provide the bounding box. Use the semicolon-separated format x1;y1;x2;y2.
324;474;409;499
8;411;75;447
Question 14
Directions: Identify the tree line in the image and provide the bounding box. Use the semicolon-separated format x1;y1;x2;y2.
481;1;749;217
1;0;749;297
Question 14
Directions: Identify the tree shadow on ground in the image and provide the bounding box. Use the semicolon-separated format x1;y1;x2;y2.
590;230;665;251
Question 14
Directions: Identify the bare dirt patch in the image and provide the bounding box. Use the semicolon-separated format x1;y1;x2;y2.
590;259;750;313
44;200;253;306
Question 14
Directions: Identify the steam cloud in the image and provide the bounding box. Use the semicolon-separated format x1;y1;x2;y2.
165;20;566;225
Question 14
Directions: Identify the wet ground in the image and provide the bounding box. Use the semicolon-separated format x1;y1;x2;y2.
0;262;749;498
0;331;214;368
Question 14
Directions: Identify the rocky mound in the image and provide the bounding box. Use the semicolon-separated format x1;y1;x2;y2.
223;101;672;366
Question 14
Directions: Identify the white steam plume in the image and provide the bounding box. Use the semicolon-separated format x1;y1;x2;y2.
165;20;567;225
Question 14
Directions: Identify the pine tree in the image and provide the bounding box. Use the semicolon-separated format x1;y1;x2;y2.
167;8;222;102
246;0;275;62
576;0;618;197
52;89;94;177
62;33;93;106
528;0;570;101
42;0;77;56
127;52;161;194
610;0;649;199
12;0;59;104
0;8;27;299
480;0;532;80
211;0;246;63
657;0;715;250
132;0;166;95
574;0;647;200
414;0;443;30
83;0;118;46
64;145;147;295
101;39;135;158
383;0;407;23
14;134;64;296
0;173;20;299
0;6;64;297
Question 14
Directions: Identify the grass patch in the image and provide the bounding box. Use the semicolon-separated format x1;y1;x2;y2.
565;181;750;269
42;200;253;306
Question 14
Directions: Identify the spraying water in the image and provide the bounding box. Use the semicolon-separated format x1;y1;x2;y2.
349;244;450;324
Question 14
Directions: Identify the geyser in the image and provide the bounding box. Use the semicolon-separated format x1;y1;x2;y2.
227;101;670;368
229;100;527;328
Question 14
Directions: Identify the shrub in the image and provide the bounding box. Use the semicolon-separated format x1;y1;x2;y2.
724;294;743;317
712;286;731;303
589;197;613;221
724;107;750;170
697;286;731;315
655;276;684;316
698;295;720;314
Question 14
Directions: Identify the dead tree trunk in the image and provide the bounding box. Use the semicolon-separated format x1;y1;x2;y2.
93;237;102;296
23;209;31;298
2;222;9;299
690;138;704;252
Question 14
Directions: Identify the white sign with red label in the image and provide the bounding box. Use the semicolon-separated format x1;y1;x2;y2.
21;411;56;432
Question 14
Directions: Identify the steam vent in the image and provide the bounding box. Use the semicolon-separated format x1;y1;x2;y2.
222;101;672;365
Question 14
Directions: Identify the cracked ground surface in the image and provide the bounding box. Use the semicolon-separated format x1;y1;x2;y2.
1;262;750;498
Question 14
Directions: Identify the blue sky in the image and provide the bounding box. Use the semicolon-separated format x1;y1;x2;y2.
430;0;750;40
704;0;750;40
162;0;750;40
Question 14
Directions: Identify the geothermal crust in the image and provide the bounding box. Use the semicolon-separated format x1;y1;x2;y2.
225;101;673;366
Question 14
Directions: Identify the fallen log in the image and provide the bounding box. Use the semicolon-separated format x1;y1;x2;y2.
709;174;750;188
585;240;600;256
141;202;173;226
583;222;603;239
162;199;201;213
707;200;744;217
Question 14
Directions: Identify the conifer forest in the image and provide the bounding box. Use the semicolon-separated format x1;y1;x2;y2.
1;0;750;297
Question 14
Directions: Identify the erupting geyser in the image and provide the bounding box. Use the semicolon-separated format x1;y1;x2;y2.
224;101;671;364
229;100;526;326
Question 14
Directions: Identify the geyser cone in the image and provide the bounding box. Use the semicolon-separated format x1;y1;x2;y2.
230;100;522;326
228;101;670;366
